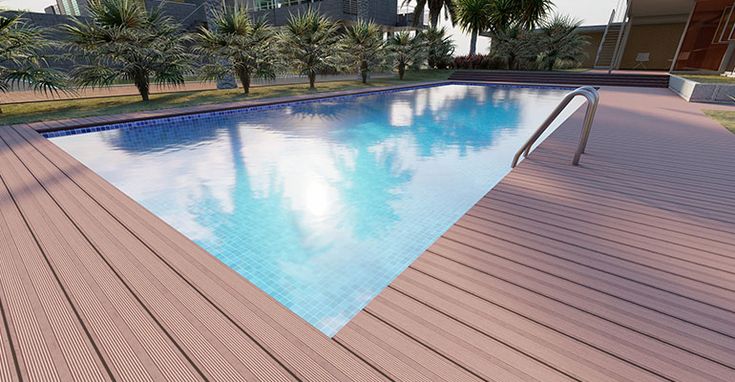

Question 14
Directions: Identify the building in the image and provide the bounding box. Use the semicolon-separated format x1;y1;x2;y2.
582;0;735;73
54;0;88;16
44;5;59;14
245;0;422;31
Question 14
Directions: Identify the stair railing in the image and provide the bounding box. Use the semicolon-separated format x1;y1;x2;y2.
511;87;600;168
594;9;616;68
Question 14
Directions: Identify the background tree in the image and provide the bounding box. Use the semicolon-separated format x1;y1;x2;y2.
63;0;192;101
195;5;278;94
421;27;455;69
0;13;66;111
342;19;386;84
278;8;343;90
387;31;426;80
489;25;538;69
455;0;493;55
403;0;455;28
536;15;587;71
487;0;554;33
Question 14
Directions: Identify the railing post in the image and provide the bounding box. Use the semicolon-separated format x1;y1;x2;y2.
511;87;599;169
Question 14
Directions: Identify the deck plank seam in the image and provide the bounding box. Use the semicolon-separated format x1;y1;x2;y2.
494;184;735;243
420;250;735;372
436;234;735;337
0;147;117;381
452;218;735;296
505;172;735;229
475;197;735;259
360;310;492;382
0;294;22;382
465;206;735;278
0;131;215;382
407;262;675;381
384;285;585;382
330;337;397;382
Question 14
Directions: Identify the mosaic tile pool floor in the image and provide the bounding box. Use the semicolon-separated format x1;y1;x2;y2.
50;84;578;336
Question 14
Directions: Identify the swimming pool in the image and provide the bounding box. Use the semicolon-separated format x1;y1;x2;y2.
49;83;580;336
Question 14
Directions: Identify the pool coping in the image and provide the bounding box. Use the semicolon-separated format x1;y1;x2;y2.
20;80;578;136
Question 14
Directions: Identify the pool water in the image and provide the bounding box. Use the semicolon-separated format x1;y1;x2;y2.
50;84;578;336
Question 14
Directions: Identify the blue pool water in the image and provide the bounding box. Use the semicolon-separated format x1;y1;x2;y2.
50;84;578;336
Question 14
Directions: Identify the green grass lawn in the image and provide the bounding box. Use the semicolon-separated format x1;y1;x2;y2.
703;110;735;134
680;74;735;84
1;70;452;126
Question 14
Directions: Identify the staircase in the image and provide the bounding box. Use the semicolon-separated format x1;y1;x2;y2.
594;23;624;69
448;70;671;88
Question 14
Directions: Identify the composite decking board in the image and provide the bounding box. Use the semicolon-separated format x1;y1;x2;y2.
0;169;109;382
334;313;481;382
0;130;192;381
425;238;735;368
1;128;289;381
434;229;735;341
492;180;735;245
501;171;735;234
13;126;386;382
457;211;735;294
389;268;662;382
473;196;735;264
364;292;573;382
525;151;735;208
0;299;16;382
447;213;735;317
411;255;734;381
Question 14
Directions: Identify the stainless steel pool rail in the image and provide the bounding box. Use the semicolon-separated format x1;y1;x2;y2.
511;86;600;168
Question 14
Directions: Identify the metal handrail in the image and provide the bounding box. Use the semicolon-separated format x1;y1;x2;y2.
511;86;600;168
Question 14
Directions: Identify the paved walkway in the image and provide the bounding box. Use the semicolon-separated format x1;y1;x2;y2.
1;84;734;381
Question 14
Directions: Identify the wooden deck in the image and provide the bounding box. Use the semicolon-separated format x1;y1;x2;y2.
1;85;735;381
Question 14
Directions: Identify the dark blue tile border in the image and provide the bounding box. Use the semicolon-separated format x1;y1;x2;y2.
43;82;577;139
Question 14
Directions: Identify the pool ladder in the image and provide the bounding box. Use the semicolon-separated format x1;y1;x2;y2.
511;86;600;168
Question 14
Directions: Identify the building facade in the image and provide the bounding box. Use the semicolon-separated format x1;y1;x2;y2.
584;0;735;73
245;0;419;31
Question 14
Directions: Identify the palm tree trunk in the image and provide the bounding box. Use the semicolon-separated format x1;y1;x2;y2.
430;12;440;28
469;28;478;56
361;60;369;83
237;69;251;94
135;76;150;102
308;72;316;89
398;63;406;80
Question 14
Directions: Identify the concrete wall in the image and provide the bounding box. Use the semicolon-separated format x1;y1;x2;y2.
618;23;687;70
669;74;735;103
580;31;604;68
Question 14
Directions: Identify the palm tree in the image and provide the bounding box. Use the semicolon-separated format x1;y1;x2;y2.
487;0;554;33
195;5;279;94
489;25;538;70
455;0;493;55
403;0;455;28
387;32;426;80
342;19;386;84
421;27;455;69
0;13;66;109
62;0;192;101
536;15;588;71
278;8;343;90
514;0;555;29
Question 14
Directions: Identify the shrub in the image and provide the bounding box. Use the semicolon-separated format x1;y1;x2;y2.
421;27;455;69
452;54;498;70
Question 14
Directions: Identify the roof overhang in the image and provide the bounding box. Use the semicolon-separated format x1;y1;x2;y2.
629;0;696;18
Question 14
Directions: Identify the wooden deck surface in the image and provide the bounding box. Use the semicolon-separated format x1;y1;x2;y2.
1;85;734;381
